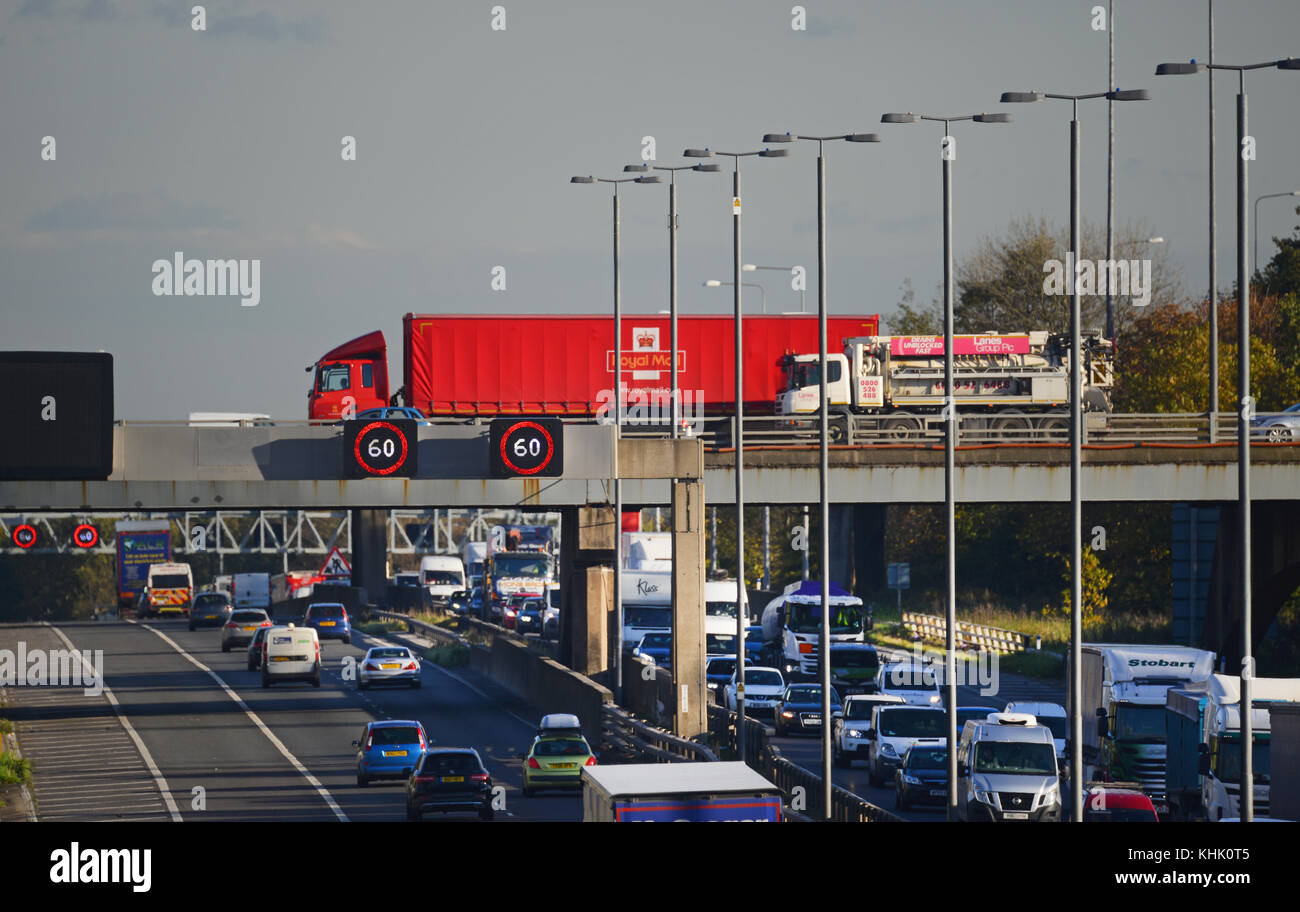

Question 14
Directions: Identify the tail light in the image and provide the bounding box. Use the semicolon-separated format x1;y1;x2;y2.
224;621;238;629
404;662;418;670
365;731;374;750
585;756;597;766
418;731;427;751
527;757;540;769
470;773;489;782
364;662;380;671
413;775;436;784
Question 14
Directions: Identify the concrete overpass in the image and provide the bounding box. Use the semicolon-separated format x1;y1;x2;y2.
2;425;1298;510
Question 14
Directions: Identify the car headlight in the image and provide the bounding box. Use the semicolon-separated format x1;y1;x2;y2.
781;711;795;719
973;788;993;804
903;774;922;785
1043;783;1060;805
882;744;898;758
847;729;864;739
929;694;941;704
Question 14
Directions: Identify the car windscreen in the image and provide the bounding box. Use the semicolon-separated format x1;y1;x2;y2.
368;648;410;660
706;600;739;618
906;748;949;770
1084;807;1158;822
787;602;862;635
882;667;937;690
625;606;671;628
309;604;344;617
831;648;878;669
972;741;1057;775
708;659;737;677
230;611;268;623
533;738;590;757
423;570;462;584
844;700;885;720
1036;716;1068;741
748;670;783;687
706;634;738;655
195;594;228;607
152;574;189;588
877;709;945;738
1112;705;1166;742
639;633;671;648
371;726;421;746
420;753;480;775
491;556;550;577
786;687;826;703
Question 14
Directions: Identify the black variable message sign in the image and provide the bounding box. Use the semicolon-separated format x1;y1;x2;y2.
344;419;418;478
489;418;564;477
0;352;114;480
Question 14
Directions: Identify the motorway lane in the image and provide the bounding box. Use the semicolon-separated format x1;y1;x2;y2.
146;620;582;822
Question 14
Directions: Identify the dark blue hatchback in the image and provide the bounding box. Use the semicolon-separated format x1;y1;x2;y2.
774;683;843;736
304;601;351;644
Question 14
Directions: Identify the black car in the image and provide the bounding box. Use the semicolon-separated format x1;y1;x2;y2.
829;643;880;696
189;591;233;630
895;744;950;810
246;625;270;670
406;748;495;821
774;684;843;736
514;599;546;636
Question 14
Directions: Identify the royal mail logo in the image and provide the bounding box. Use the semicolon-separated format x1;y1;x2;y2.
636;327;658;349
607;351;687;372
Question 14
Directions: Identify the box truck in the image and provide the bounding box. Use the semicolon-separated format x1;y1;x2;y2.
581;762;783;822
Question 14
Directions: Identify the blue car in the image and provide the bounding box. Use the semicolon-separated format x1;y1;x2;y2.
356;406;432;427
895;743;951;810
303;601;351;643
744;626;765;663
354;719;429;786
632;632;671;665
706;656;751;696
774;683;843;736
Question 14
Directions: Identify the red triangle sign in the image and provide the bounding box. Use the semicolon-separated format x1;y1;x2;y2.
320;546;352;578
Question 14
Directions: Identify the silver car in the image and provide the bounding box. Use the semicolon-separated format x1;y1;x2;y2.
1250;402;1300;442
358;646;422;690
221;609;270;652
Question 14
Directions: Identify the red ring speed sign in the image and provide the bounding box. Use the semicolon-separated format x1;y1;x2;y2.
352;421;410;476
498;421;556;475
73;523;99;548
13;524;37;549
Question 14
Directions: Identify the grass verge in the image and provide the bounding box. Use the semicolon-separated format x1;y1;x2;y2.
355;620;408;636
423;645;470;668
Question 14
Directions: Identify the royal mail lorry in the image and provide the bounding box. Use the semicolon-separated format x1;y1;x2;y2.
581;761;784;822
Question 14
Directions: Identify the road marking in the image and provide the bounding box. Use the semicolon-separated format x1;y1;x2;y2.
45;623;183;822
134;621;350;822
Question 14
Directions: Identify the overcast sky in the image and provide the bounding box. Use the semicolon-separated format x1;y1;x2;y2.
4;0;1299;419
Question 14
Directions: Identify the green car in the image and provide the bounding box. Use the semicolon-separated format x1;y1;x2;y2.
521;714;595;797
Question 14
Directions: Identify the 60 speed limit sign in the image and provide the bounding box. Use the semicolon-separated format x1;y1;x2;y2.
489;418;564;477
344;419;418;478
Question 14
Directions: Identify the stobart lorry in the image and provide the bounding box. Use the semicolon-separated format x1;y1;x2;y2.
1071;643;1216;815
1165;673;1300;821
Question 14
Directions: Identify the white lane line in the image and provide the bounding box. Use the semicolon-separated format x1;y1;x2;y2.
45;623;183;822
134;621;349;822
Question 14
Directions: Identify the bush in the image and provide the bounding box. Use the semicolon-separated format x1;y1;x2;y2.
423;645;470;667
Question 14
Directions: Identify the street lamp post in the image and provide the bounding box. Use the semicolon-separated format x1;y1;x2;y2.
1000;87;1149;823
570;172;662;705
625;162;721;438
704;280;766;313
684;144;789;760
1156;54;1300;824
880;110;1010;822
744;263;806;312
1254;191;1300;275
762;130;881;820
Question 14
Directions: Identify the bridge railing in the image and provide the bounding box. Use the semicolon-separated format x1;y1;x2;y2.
902;612;1028;654
706;703;903;822
601;704;718;763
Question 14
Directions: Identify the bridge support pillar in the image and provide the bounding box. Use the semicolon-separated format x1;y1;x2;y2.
350;509;388;609
671;480;706;738
560;506;616;677
828;505;855;591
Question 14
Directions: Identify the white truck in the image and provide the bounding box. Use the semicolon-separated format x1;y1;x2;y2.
619;569;737;655
461;541;487;585
232;572;271;610
419;555;466;606
582;762;784;822
775;331;1114;442
759;580;867;681
1165;674;1300;821
623;532;673;572
1071;643;1216;814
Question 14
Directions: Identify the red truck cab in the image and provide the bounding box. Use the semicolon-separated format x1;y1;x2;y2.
307;330;389;420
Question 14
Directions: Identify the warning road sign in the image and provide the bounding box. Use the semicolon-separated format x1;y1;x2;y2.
320;546;352;579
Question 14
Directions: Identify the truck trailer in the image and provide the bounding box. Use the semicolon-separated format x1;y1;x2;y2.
1071;643;1216;814
306;313;879;421
115;521;172;611
776;331;1113;441
581;761;784;822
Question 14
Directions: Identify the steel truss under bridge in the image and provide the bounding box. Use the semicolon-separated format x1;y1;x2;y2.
0;509;562;556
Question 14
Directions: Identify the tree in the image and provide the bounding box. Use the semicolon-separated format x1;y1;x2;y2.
1257;204;1300;298
1052;546;1112;622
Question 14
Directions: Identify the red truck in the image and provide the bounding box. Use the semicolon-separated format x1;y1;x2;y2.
307;313;880;421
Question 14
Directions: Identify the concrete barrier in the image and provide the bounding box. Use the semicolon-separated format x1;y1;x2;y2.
469;636;611;744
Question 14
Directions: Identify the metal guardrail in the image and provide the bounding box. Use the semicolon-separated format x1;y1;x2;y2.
601;704;718;763
902;612;1028;653
706;704;903;822
373;609;470;649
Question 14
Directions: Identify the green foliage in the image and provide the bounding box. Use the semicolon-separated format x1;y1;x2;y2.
0;751;32;787
1257;204;1300;298
1052;546;1112;623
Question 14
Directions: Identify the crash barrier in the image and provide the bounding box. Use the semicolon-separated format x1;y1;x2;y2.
470;636;611;746
707;704;903;822
374;609;469;649
601;704;718;764
902;612;1027;653
620;655;677;727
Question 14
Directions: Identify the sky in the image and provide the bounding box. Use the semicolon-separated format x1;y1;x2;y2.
3;0;1299;419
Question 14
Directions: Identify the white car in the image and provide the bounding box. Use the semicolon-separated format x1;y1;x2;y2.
875;662;943;706
867;704;947;787
357;645;422;690
724;666;786;715
833;693;905;768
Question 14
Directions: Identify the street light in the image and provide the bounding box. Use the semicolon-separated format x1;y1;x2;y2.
880;110;1009;822
1000;85;1149;823
703;280;766;313
1254;191;1300;274
744;263;806;312
1156;52;1300;823
683;144;789;759
570;172;661;705
762;129;882;819
624;162;721;438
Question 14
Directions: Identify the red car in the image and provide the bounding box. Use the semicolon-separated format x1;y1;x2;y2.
1083;785;1159;822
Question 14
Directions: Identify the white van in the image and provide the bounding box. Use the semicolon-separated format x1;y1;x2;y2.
1004;701;1068;760
261;623;321;688
420;555;466;606
956;712;1061;822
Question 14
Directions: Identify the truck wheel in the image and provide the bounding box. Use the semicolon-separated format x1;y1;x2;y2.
883;413;921;441
829;419;849;444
